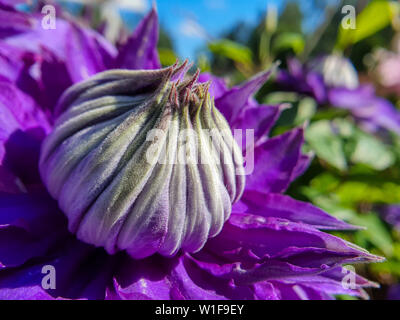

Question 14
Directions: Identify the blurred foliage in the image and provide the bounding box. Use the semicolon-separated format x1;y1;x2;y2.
272;32;305;55
336;0;396;50
208;40;253;65
158;48;178;67
158;27;178;66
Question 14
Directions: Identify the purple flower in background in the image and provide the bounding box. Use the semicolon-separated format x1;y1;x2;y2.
0;3;382;300
376;204;400;232
387;284;400;300
309;54;359;90
277;55;400;136
374;34;400;96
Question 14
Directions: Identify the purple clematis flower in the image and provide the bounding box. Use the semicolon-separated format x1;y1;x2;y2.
0;3;382;300
387;284;400;300
277;55;400;136
373;34;400;96
376;204;400;232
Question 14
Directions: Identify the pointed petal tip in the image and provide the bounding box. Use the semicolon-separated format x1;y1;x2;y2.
151;1;158;13
368;280;381;289
116;4;161;70
369;254;386;263
350;244;386;264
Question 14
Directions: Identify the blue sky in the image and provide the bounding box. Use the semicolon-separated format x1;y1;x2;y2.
153;0;334;60
156;0;282;59
53;0;336;61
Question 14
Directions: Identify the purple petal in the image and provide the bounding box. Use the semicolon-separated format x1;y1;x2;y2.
253;282;280;299
0;192;111;297
328;86;400;135
237;192;359;230
0;82;38;127
274;246;375;268
39;46;72;112
0;285;56;300
207;213;381;263
0;191;65;235
232;104;283;145
0;225;62;269
282;266;378;299
198;72;228;99
376;204;400;231
0;42;42;105
0;165;22;193
2;16;70;59
232;260;329;285
0;191;68;269
192;252;324;283
3;127;46;184
270;281;332;300
65;23;117;83
2;12;116;84
245;127;304;193
0;1;27;5
277;58;327;103
0;41;30;82
290;152;313;181
0;234;115;300
215;69;274;124
305;72;327;103
388;284;400;300
0;3;36;36
113;254;231;300
0;79;50;159
116;7;161;70
0;80;50;184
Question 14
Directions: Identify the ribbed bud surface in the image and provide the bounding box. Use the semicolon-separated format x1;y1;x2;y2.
39;62;245;258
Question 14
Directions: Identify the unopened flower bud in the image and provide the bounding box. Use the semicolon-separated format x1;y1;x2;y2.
39;61;245;258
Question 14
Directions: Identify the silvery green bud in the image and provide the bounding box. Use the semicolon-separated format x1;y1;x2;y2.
39;62;245;258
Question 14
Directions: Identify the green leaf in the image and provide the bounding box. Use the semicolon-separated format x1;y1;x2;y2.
294;97;317;125
336;0;398;50
336;181;400;204
350;131;395;170
269;97;316;131
197;53;211;72
336;294;359;300
272;32;305;54
302;186;394;256
353;213;394;257
301;189;360;222
334;118;395;170
262;92;300;104
305;120;348;171
306;172;340;193
208;39;253;66
370;260;400;277
158;48;178;67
